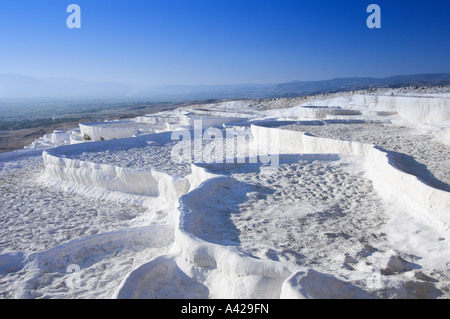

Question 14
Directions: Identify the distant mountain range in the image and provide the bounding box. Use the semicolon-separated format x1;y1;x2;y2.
266;73;450;98
0;73;449;101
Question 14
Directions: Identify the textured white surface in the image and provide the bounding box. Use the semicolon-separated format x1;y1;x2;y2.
1;91;449;299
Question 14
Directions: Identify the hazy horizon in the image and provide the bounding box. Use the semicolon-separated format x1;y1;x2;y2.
1;71;449;102
4;71;450;88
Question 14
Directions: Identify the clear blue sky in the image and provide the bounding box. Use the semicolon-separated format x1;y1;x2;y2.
0;0;449;86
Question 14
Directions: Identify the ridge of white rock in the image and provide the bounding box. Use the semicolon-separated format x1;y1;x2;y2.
250;124;450;230
41;132;216;204
351;94;450;124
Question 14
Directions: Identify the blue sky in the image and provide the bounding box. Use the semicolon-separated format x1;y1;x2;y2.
0;0;449;86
